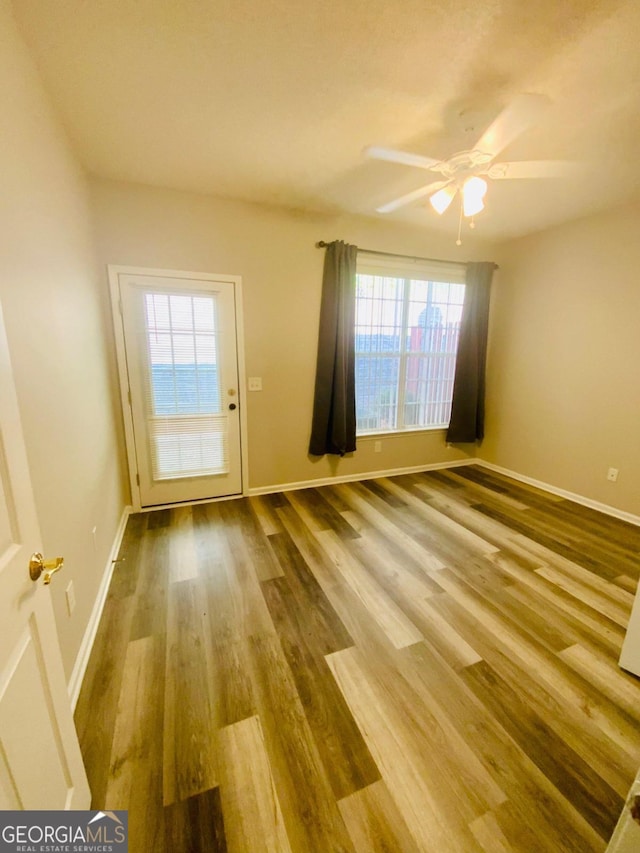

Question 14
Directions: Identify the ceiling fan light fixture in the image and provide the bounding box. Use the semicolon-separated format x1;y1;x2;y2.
462;176;487;217
429;185;457;214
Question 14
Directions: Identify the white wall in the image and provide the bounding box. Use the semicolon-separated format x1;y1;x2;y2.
90;178;497;492
0;0;128;679
484;199;640;516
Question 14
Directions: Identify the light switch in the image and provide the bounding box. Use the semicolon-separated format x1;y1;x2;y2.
248;377;263;391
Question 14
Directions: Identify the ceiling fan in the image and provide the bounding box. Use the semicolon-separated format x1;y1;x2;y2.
365;94;577;240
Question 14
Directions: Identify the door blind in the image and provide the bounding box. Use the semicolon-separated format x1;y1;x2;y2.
141;291;228;481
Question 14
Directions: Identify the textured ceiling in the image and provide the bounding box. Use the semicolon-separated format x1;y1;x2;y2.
12;0;640;240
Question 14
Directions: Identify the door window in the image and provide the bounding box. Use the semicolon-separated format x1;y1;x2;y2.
143;292;227;480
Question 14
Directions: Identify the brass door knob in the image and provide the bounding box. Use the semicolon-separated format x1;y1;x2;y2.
29;553;64;585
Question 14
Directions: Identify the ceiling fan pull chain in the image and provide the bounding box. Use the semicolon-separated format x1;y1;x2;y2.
456;198;463;246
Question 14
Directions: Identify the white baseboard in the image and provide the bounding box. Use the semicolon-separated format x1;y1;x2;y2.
246;457;476;497
476;460;640;527
68;505;133;710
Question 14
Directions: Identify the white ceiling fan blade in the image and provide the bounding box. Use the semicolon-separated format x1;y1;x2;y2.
473;93;551;160
364;146;442;171
488;160;582;180
376;181;452;214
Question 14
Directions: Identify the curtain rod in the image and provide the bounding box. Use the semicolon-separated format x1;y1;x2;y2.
315;241;498;269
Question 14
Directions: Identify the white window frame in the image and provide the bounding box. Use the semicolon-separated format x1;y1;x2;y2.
355;253;466;437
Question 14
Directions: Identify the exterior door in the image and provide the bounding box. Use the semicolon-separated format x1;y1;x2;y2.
112;269;243;508
0;302;90;810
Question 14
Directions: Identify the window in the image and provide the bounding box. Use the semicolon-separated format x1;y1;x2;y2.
355;256;465;434
143;291;227;480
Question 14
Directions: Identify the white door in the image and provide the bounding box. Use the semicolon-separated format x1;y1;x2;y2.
111;269;243;508
0;302;90;810
619;585;640;677
605;768;640;851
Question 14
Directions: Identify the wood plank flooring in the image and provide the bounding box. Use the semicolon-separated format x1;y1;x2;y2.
74;465;640;852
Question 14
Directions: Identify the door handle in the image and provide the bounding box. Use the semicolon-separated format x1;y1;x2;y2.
29;553;64;585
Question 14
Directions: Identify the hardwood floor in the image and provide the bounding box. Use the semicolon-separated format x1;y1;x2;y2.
74;465;640;852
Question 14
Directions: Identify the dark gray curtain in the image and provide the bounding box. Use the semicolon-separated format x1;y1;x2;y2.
446;261;496;444
309;241;358;456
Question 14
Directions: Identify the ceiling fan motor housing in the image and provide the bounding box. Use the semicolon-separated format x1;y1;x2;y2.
438;149;494;179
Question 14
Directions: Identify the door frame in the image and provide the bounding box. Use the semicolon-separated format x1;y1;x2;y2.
108;265;249;511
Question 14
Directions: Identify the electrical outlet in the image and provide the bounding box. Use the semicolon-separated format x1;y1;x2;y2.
248;377;262;391
65;581;75;616
374;440;382;453
607;467;619;482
